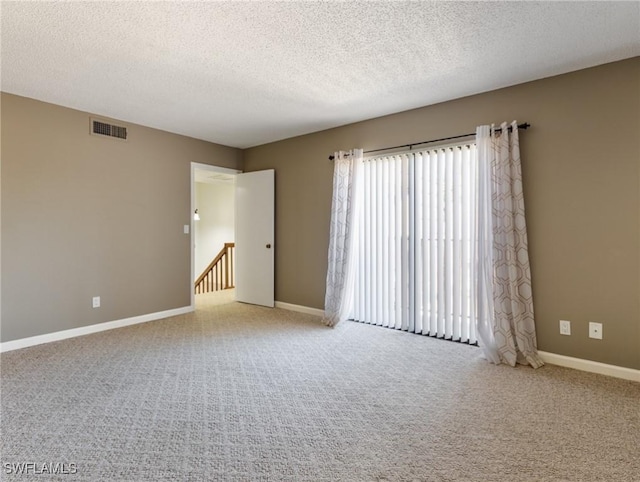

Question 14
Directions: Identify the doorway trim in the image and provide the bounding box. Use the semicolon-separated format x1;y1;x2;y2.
190;162;241;309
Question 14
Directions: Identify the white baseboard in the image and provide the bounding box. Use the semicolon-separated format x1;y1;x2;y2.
0;306;193;353
538;351;640;383
274;301;324;318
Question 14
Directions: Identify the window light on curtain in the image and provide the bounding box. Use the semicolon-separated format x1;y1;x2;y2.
352;144;479;344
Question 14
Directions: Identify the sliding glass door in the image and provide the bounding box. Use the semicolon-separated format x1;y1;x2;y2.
352;144;478;344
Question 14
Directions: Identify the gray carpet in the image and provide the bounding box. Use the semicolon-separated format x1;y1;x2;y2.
1;291;639;481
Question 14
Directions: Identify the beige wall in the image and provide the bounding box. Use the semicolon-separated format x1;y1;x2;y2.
1;93;243;342
194;181;235;279
244;58;640;370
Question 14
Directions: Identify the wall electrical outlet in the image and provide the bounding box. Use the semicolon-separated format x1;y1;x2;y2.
589;322;603;340
559;320;571;336
92;296;101;308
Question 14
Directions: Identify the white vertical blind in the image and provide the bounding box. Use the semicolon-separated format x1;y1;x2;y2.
352;144;478;344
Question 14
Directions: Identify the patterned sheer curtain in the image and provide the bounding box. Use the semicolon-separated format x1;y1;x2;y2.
476;121;544;368
323;149;363;327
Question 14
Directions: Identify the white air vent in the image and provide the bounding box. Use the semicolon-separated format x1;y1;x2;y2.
90;118;127;140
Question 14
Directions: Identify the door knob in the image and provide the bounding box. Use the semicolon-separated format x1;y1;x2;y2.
266;244;271;249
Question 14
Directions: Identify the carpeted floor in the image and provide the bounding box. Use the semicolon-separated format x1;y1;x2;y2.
1;291;639;481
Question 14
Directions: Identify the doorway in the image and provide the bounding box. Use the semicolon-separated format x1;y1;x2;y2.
190;163;275;310
190;163;240;308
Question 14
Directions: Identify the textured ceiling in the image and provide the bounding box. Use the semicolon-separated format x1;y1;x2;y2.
194;169;235;185
1;1;639;148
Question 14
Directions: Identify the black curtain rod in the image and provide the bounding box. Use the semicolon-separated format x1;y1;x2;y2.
328;122;530;160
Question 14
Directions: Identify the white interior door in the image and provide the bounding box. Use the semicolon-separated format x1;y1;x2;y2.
235;169;274;307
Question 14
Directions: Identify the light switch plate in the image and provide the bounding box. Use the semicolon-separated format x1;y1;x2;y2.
559;320;571;336
184;225;189;234
92;296;100;308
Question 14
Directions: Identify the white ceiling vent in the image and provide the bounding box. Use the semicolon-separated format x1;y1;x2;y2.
90;118;127;140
